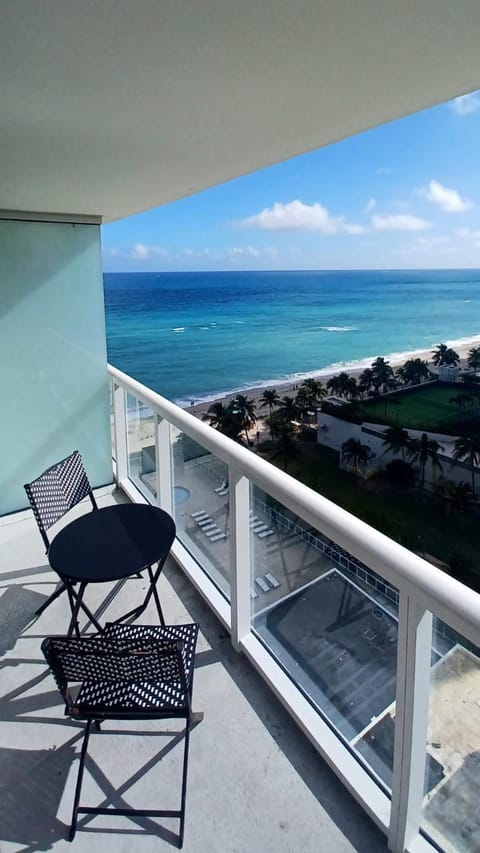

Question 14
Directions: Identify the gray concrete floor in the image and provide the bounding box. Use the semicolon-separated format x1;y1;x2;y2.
0;489;387;852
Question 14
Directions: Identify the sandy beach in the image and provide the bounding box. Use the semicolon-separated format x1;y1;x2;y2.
185;339;478;432
126;338;479;451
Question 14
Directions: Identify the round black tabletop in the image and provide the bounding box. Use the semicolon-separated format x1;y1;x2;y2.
49;503;176;583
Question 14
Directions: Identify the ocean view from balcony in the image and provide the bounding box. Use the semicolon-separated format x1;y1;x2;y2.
104;268;480;407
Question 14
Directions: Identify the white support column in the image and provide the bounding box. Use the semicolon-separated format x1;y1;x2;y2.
112;381;128;484
230;467;251;651
389;594;432;853
155;415;173;515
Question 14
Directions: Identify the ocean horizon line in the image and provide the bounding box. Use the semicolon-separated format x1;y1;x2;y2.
105;266;480;276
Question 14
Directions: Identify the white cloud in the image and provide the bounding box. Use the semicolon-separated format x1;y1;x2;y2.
450;93;480;116
226;246;278;262
456;227;480;240
131;243;169;260
421;179;472;213
414;236;452;250
364;197;376;214
371;214;431;232
240;200;365;235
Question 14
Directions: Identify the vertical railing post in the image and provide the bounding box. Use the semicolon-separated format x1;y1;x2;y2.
112;381;128;485
229;466;251;650
155;415;173;515
389;593;432;852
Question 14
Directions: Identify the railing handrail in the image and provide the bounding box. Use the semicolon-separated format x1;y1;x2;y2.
108;363;480;647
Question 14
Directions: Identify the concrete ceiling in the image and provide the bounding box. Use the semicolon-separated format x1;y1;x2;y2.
2;1;480;223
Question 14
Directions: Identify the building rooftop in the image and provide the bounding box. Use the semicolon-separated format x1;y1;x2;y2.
0;488;386;852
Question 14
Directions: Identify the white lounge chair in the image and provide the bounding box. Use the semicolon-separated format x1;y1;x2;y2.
205;527;222;539
202;523;218;533
265;572;280;588
255;576;270;593
251;522;267;533
197;517;213;527
191;510;208;520
258;529;274;539
210;532;226;542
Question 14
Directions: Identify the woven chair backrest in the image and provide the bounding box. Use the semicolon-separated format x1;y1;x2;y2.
24;451;94;548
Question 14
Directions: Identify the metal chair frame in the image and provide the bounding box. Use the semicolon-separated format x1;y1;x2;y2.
42;622;199;846
24;451;98;618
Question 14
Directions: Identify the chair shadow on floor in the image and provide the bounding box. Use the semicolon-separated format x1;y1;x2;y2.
0;584;49;656
0;742;76;850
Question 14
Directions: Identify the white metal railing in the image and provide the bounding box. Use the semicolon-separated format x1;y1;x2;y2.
108;363;480;853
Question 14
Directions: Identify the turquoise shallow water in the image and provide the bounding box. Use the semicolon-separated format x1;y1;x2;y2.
104;269;480;406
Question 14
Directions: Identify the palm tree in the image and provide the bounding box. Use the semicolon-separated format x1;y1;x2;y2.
326;374;342;396
344;376;359;400
259;389;280;439
453;434;480;494
382;425;411;462
396;358;431;386
294;387;310;423
371;357;396;394
232;393;256;443
446;480;476;517
358;368;374;398
341;437;372;478
296;378;326;421
277;395;298;427
336;371;354;398
431;343;460;367
202;401;244;442
408;432;444;492
271;421;298;471
467;346;480;372
301;378;326;405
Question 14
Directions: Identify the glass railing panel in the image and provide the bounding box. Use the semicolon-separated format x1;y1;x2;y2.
420;618;480;852
126;393;157;501
250;484;399;790
171;426;231;599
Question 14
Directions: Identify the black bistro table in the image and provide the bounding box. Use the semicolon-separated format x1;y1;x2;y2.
49;503;176;636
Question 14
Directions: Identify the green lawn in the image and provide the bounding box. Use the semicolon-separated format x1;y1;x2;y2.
356;383;480;434
261;439;480;590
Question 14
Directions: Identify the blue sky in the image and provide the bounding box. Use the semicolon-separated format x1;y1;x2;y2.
102;92;480;272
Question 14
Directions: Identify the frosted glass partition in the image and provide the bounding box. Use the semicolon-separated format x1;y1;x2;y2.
0;218;112;514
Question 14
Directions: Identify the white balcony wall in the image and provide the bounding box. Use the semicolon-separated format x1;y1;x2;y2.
0;217;112;514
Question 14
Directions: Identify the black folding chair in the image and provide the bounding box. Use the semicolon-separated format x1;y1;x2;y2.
24;451;98;617
42;622;199;846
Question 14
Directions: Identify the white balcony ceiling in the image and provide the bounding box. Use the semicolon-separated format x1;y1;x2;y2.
2;0;480;222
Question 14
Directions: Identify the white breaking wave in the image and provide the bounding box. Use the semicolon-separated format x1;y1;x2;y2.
320;325;358;332
172;327;185;332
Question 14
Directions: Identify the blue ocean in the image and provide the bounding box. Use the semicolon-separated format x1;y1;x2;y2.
103;270;480;406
